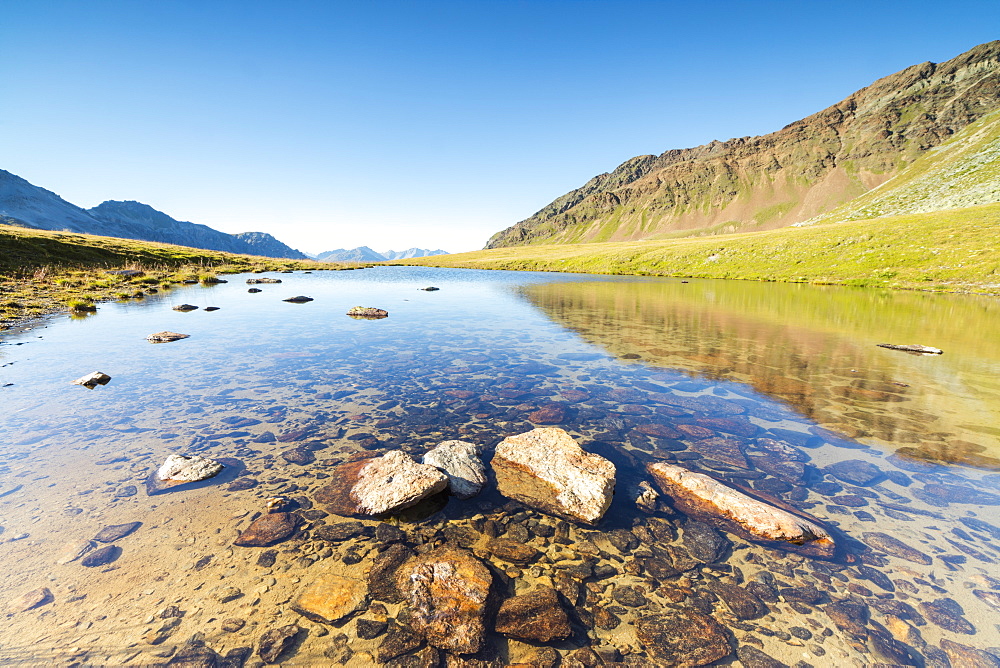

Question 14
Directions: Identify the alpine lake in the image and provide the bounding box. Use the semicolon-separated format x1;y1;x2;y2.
0;266;999;667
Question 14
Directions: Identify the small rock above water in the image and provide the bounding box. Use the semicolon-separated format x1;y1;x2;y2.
146;454;224;495
397;546;492;654
492;427;616;525
422;440;486;499
647;462;837;558
495;586;571;642
877;343;943;355
314;451;448;517
420;287;440;291
246;277;282;284
71;371;111;389
636;608;732;666
94;522;141;543
347;306;389;319
172;304;198;312
282;295;314;303
146;331;190;343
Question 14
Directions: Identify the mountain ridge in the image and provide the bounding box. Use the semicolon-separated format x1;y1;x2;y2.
314;247;448;262
486;41;1000;248
0;170;307;259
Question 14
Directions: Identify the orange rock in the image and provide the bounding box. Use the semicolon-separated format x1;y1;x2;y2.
291;575;367;625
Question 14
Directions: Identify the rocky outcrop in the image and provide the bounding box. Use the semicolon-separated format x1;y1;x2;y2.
422;440;486;499
397;547;492;654
647;462;837;558
487;41;1000;248
146;454;224;494
492;427;615;524
314;451;448;517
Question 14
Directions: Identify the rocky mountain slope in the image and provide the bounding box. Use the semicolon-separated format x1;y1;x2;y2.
487;41;1000;248
0;170;306;259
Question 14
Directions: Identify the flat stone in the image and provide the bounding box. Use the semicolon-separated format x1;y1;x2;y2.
709;582;767;620
81;545;120;567
755;437;810;462
648;462;837;558
487;538;540;564
146;331;190;343
314;451;448;517
492;427;616;525
283;295;314;303
9;587;53;613
690;436;750;469
876;343;943;354
748;455;810;484
257;624;300;663
233;512;299;547
920;483;1000;505
528;404;566;424
862;531;932;565
495;586;571;642
94;522;141;543
697;417;758;438
368;543;414;603
246;277;282;284
422;440;487;499
172;304;198;311
377;620;424;662
72;371;111;389
56;539;95;564
313;522;372;542
356;618;388;639
940;639;1000;668
973;589;1000;612
281;447;315;465
636;608;732;666
146;454;224;495
347;306;388;319
736;646;789;668
920;598;975;634
291;574;367;625
825;460;885;486
397;546;492;654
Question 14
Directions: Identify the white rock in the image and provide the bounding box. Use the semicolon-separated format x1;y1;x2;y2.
315;450;449;516
492;427;616;524
157;454;224;483
422;440;486;499
72;372;111;389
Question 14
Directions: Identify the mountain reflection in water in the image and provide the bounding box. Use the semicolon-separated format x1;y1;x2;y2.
520;278;1000;470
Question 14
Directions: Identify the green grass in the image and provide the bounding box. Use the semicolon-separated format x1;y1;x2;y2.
397;203;1000;293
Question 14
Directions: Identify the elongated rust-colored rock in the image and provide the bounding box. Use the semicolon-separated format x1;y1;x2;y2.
647;462;837;558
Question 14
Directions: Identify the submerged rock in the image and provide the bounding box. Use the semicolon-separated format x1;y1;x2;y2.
71;371;111;389
397;546;492;654
56;539;95;565
291;574;367;625
940;639;1000;667
647;462;837;558
146;454;224;495
94;522;141;543
257;624;300;663
876;343;943;355
9;587;53;613
492;427;616;524
862;531;931;565
636;608;732;666
314;451;448;517
81;545;120;567
825;460;886;486
233;512;300;547
146;331;190;343
495;586;571;642
422;440;486;499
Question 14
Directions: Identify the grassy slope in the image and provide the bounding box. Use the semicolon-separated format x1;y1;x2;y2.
399;202;1000;293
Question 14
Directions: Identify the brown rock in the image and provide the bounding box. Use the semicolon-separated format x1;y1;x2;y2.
291;574;367;625
257;624;300;663
635;423;681;439
314;451;448;517
81;545;120;567
487;538;540;564
369;543;414;603
647;462;837;558
677;424;715;439
940;639;1000;668
528;404;566;424
233;512;299;547
709;582;767;620
920;598;975;634
94;522;141;543
282;447;315;465
697;417;758;438
690;437;750;469
862;531;932;565
492;427;616;525
636;608;732;666
495;587;571;642
9;587;53;613
397;546;492;654
825;459;885;486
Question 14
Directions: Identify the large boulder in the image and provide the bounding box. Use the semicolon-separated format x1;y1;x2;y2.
397;547;492;654
492;427;616;524
647;462;837;558
314;451;448;517
422;440;486;499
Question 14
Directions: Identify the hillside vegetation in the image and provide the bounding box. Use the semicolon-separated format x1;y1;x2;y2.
402;203;1000;293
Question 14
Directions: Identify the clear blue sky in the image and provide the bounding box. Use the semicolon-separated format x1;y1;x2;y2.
3;1;997;254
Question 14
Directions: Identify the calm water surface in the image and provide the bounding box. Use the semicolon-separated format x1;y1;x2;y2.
0;266;998;666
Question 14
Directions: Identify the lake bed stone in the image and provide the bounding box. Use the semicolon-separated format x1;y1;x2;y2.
291;574;367;625
94;522;141;543
233;512;299;547
9;587;53;613
314;451;448;517
636;608;731;666
492;427;616;525
257;624;300;663
495;586;571;642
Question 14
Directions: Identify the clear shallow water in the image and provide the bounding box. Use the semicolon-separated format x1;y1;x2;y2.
0;266;997;666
